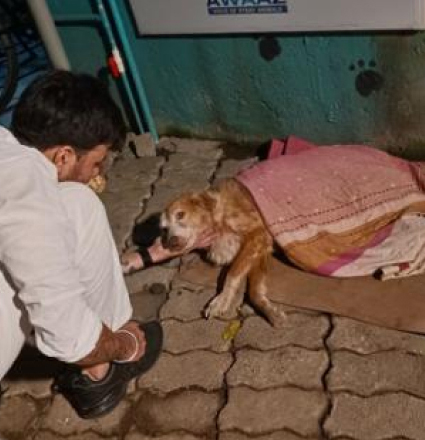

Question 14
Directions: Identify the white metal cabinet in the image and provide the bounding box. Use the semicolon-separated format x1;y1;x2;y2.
129;0;425;35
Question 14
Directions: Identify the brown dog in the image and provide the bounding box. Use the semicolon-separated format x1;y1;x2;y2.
160;178;285;326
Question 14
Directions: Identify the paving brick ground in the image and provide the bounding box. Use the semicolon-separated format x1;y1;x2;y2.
2;136;425;440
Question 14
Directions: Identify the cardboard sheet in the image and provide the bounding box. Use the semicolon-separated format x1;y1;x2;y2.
179;257;425;334
267;258;425;334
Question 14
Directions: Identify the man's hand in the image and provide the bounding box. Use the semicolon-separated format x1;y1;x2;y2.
192;229;218;250
120;251;143;275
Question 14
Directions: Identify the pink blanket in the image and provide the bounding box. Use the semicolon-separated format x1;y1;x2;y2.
236;136;425;279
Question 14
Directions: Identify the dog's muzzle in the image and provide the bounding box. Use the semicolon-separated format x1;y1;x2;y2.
161;228;184;251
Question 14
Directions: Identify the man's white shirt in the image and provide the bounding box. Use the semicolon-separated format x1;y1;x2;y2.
0;126;102;362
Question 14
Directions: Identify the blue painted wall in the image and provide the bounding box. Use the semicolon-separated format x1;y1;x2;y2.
47;0;425;154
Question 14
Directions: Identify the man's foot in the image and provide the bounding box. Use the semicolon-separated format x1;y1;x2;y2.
52;321;163;419
52;363;128;419
83;361;110;381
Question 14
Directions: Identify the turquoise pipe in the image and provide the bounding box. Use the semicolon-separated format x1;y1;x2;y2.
54;14;101;23
96;0;146;136
106;0;158;142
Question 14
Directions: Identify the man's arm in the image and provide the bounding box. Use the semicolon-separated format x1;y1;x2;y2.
121;232;217;274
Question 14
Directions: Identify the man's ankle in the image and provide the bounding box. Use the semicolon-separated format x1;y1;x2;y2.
82;362;110;381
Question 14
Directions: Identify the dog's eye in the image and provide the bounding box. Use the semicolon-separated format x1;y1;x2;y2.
176;211;186;220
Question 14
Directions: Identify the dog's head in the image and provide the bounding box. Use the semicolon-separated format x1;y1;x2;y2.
160;191;217;253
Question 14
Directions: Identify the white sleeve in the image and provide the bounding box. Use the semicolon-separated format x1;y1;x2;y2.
0;157;102;363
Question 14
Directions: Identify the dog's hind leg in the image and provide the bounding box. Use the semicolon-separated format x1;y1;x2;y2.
247;254;287;327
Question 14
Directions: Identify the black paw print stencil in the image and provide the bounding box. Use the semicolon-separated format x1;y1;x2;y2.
254;35;282;62
349;59;384;97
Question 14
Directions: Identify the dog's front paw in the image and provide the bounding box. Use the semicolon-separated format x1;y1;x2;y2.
267;307;287;328
204;293;238;320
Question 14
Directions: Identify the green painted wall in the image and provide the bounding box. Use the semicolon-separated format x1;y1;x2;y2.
47;0;425;155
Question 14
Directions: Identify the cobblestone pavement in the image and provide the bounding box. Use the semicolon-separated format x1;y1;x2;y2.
3;137;425;440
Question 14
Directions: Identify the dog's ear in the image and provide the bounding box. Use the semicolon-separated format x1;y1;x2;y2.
194;191;217;212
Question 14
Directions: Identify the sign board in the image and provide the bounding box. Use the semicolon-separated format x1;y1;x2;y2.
128;0;425;35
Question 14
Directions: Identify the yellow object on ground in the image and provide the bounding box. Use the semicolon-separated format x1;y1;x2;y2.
222;319;241;341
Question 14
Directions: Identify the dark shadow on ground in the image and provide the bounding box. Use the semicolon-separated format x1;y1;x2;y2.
132;213;162;248
5;344;61;381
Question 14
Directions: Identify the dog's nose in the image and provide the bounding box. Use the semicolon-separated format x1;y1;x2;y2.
167;235;180;250
161;228;180;250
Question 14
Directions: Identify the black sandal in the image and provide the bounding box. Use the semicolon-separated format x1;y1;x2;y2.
52;363;128;419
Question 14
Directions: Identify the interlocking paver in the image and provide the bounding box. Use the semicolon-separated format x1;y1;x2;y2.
101;156;165;249
324;392;425;439
160;285;217;321
159;176;211;193
234;314;330;350
328;351;425;398
130;284;169;322
126;430;205;440
228;347;328;390
219;387;327;436
105;209;141;251
125;266;177;295
329;317;425;355
176;259;220;289
163;153;219;177
41;394;130;436
106;156;164;189
214;157;258;180
132;390;222;436
158;137;223;159
2;377;51;399
34;432;118;440
219;432;320;440
0;395;38;439
162;319;232;353
103;181;152;200
137;351;232;392
328;438;408;440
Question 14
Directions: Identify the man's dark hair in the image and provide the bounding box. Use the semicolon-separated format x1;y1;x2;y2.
11;70;126;153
